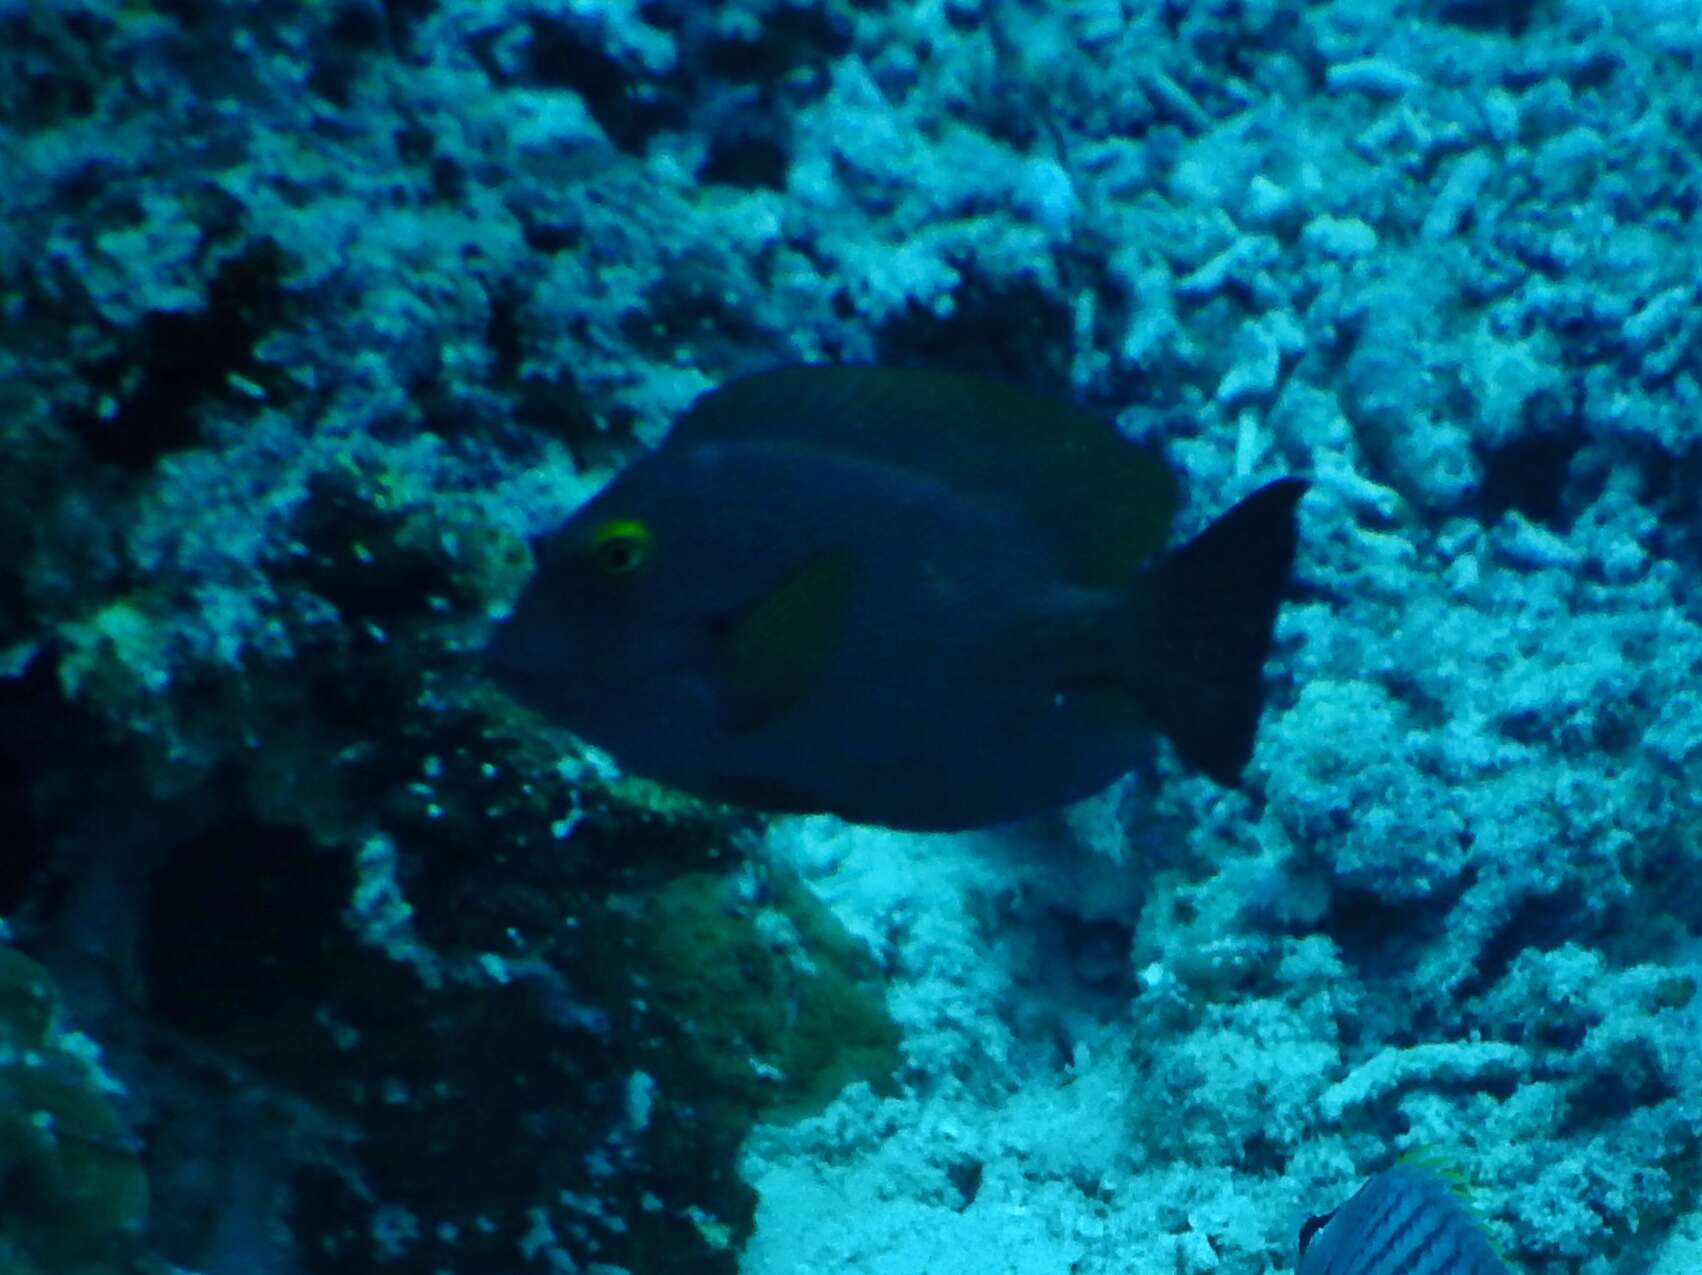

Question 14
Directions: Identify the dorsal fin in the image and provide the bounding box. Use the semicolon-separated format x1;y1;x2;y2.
1391;1150;1512;1271
669;365;1177;587
1395;1148;1480;1209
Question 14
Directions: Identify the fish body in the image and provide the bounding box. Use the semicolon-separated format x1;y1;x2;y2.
488;365;1304;830
1298;1163;1511;1275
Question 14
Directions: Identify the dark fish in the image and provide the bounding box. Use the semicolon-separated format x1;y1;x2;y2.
487;365;1304;830
1298;1161;1511;1275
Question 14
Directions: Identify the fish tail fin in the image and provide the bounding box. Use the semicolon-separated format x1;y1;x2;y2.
1133;477;1306;785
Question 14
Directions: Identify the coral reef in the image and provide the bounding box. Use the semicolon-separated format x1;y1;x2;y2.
0;944;162;1275
2;0;1700;1273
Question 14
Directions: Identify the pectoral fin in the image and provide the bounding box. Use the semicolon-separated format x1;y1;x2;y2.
713;548;856;733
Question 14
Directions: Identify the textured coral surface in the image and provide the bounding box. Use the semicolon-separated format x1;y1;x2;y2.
2;1;1700;1273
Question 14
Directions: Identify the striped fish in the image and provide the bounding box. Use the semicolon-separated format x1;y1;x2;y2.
1297;1161;1511;1275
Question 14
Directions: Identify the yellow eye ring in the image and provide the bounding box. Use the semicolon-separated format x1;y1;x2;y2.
589;517;654;577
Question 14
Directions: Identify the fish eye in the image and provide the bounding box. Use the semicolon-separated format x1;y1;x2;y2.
589;517;655;578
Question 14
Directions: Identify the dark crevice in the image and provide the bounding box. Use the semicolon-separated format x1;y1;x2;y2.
1320;882;1457;985
1430;0;1548;37
527;16;685;152
876;273;1076;396
1476;409;1587;528
68;238;288;472
1456;888;1596;1004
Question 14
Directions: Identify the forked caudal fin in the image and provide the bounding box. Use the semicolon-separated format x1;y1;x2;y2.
1135;477;1307;785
